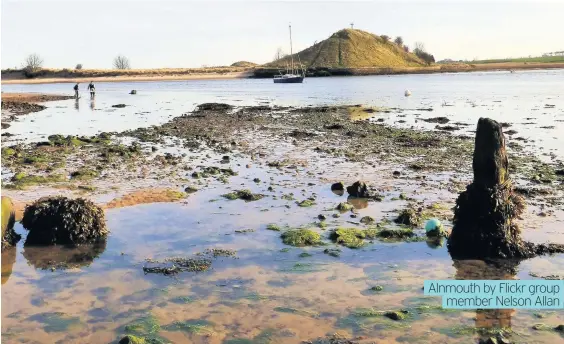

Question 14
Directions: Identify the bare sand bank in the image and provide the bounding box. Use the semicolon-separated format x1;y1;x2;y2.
1;71;253;85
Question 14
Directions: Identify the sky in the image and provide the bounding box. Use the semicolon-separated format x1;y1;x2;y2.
2;0;563;69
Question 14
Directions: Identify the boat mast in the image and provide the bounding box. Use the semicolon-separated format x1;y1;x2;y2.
289;24;294;74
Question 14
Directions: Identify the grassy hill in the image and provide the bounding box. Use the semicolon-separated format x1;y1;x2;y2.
230;61;258;67
266;29;426;69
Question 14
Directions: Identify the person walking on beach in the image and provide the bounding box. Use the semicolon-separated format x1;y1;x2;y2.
73;83;79;99
87;81;95;98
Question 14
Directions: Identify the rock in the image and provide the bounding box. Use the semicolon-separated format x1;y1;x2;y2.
346;181;370;198
479;337;498;344
119;335;145;344
21;197;109;245
1;123;10;129
422;117;449;124
394;207;423;227
1;197;20;250
111;104;127;108
360;216;375;224
222;155;230;161
318;214;327;221
151;146;158;152
324;248;341;257
370;285;384;291
336;202;353;212
129;90;137;95
555;169;564;176
184;186;199;194
555;324;564;332
383;310;408;321
331;182;345;192
393;171;401;177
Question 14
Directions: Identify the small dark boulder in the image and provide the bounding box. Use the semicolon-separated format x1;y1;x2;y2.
129;90;137;95
21;196;108;246
346;181;370;198
111;104;127;108
331;182;345;192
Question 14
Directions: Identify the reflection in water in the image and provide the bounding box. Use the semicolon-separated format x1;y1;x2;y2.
74;98;79;111
22;239;107;270
90;98;95;110
453;259;519;336
426;237;446;249
331;189;344;197
347;197;369;209
1;247;17;285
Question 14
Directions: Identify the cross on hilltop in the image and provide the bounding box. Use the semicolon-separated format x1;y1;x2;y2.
350;23;354;29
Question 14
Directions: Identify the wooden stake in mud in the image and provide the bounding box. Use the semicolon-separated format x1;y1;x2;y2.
448;118;528;259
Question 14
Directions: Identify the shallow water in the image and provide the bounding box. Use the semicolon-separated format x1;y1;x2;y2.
2;150;564;343
2;71;564;343
2;70;564;161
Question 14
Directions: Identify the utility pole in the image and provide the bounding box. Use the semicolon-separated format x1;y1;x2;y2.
350;22;354;29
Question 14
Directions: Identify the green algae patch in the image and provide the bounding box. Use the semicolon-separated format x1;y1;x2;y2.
297;199;316;207
222;189;265;202
6;173;66;189
70;168;99;180
1;147;16;157
224;328;278;344
163;319;215;335
329;228;366;248
279;262;327;273
434;325;513;338
124;315;160;336
28;312;82;333
273;307;319;318
281;229;322;246
353;308;409;321
376;227;415;239
119;335;146;344
169;296;195;304
266;224;281;231
299;252;313;258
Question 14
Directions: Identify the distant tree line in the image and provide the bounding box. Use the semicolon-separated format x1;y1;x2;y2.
19;53;132;77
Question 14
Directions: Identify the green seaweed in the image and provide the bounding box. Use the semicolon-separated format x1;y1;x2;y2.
222;189;264;201
163;319;215;335
297;199;316;207
266;224;281;231
273;307;319;318
281;229;322;246
329;228;366;248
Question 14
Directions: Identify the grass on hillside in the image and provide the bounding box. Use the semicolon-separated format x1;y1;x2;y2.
268;29;426;69
472;55;564;64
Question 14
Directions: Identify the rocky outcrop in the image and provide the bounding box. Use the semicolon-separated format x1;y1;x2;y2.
22;196;108;246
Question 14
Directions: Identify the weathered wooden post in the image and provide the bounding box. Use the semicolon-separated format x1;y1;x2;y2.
448;118;528;259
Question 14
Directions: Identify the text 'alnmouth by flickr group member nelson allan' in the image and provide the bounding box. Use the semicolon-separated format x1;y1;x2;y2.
424;280;564;309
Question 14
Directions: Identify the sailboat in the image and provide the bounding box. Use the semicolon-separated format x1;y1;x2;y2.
274;25;305;84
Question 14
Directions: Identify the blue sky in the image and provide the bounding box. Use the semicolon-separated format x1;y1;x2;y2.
2;0;563;69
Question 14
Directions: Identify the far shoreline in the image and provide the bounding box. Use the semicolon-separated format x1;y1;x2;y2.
2;61;564;85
